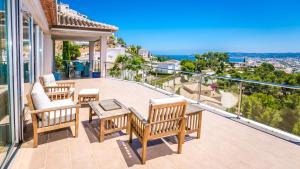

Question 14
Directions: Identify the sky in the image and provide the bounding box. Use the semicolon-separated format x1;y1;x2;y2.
61;0;300;54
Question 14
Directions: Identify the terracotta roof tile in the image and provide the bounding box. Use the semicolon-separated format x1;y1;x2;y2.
56;12;118;32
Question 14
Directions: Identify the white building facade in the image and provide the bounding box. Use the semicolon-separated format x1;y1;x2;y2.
106;47;126;63
156;60;181;74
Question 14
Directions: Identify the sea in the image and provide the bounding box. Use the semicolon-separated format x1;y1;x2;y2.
155;53;300;63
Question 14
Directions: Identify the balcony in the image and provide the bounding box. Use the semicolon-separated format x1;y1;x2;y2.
11;78;300;169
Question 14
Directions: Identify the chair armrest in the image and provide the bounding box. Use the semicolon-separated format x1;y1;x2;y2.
44;86;71;93
44;86;71;90
29;104;81;114
46;92;70;100
129;107;148;124
56;81;75;87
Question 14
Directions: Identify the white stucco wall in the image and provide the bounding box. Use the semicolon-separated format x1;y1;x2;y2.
42;33;53;74
106;47;126;62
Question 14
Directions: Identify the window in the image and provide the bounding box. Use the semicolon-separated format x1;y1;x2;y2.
22;12;32;83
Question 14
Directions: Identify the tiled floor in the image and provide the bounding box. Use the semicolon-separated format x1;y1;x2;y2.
11;78;300;169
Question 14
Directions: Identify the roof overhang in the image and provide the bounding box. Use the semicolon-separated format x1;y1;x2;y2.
24;0;50;32
40;0;57;27
51;28;112;41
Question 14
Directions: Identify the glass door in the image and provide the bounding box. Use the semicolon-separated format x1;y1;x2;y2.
0;0;13;166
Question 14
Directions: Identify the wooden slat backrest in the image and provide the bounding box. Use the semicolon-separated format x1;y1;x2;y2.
148;101;187;136
26;84;35;111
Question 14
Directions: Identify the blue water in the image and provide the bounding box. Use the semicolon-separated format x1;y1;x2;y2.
156;55;196;61
156;55;246;63
228;58;246;63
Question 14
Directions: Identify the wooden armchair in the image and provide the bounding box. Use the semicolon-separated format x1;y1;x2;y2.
39;74;75;101
129;97;187;164
27;83;79;148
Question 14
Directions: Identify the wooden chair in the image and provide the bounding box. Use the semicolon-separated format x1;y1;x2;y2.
27;83;80;148
39;74;75;101
129;97;187;164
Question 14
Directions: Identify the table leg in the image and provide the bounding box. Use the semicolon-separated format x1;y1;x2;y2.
197;111;203;139
99;119;105;142
89;107;92;123
126;114;131;135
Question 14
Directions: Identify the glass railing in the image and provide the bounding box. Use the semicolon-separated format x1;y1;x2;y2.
104;61;300;137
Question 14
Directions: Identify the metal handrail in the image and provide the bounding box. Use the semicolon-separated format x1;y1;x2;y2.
104;61;300;89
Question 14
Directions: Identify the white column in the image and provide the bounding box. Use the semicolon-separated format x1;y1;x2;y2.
89;41;95;72
43;33;53;74
34;25;40;81
100;36;108;77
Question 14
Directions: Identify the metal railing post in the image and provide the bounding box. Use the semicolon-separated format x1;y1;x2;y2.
237;82;243;118
104;62;107;78
197;74;202;104
173;67;176;95
155;70;158;88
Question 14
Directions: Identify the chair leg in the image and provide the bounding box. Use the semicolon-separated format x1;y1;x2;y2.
141;140;148;164
33;131;38;148
75;109;79;138
75;122;79;138
177;132;184;154
129;128;133;143
89;108;92;123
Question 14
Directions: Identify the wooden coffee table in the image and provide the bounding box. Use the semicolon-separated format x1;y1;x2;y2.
88;99;131;142
186;104;204;139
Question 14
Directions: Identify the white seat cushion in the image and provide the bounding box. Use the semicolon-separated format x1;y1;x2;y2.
31;83;51;110
150;96;186;105
42;74;57;86
38;99;76;127
79;89;99;95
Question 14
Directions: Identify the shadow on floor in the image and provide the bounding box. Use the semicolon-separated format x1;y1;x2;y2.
117;138;175;167
81;120;126;143
163;135;198;145
22;123;74;148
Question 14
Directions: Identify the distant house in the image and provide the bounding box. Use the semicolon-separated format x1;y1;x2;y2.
138;48;150;59
106;47;126;63
156;60;181;74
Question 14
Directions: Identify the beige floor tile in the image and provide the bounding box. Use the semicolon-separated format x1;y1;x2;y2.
11;78;300;169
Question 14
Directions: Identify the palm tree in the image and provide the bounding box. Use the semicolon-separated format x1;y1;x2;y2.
127;45;142;55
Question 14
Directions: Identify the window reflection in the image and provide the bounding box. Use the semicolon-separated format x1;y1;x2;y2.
23;13;31;83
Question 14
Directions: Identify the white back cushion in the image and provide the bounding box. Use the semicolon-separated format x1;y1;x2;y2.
37;99;76;127
150;96;186;105
31;82;51;109
42;74;56;86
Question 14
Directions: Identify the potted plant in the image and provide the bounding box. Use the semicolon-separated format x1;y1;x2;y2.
54;54;64;80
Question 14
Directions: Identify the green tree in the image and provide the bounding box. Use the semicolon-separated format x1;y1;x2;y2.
194;52;229;73
292;120;300;135
54;54;63;72
127;45;142;55
117;38;127;47
62;41;71;61
156;56;169;62
69;44;81;60
242;93;282;128
180;60;196;72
